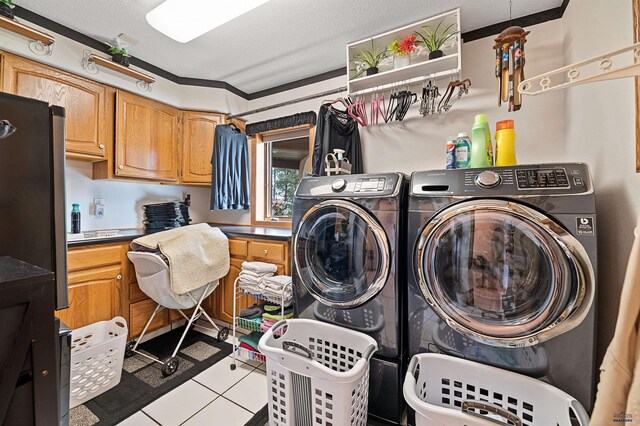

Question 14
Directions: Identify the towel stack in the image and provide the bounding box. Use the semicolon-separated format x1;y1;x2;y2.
262;275;293;306
238;261;277;295
142;201;191;230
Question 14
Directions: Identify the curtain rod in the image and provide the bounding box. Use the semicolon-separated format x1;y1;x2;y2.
227;86;347;119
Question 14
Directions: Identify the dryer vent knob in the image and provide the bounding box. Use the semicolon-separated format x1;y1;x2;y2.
331;178;347;191
475;171;502;188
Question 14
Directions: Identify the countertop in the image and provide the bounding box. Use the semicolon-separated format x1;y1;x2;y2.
0;257;53;284
67;224;292;248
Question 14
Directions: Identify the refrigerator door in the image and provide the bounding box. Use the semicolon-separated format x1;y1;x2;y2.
0;92;68;309
51;106;69;309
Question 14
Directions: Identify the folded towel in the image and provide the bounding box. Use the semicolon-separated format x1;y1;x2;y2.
238;331;263;351
263;275;292;286
240;269;274;279
131;224;229;295
239;304;265;319
242;261;278;274
262;311;294;321
239;342;259;353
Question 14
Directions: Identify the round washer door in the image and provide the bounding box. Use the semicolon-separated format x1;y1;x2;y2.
415;199;595;347
293;199;390;308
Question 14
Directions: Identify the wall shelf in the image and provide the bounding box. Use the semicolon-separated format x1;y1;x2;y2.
346;8;461;95
0;14;55;56
82;52;155;92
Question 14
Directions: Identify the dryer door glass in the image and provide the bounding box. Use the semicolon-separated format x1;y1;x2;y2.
294;200;390;308
416;200;593;346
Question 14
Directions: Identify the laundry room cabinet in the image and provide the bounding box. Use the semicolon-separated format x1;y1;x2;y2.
114;90;180;182
180;111;223;185
57;243;124;330
1;52;113;161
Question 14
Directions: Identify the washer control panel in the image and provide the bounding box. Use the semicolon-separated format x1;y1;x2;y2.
354;177;386;192
412;163;590;196
516;168;570;189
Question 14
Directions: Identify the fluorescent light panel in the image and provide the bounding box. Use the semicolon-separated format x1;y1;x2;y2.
146;0;270;43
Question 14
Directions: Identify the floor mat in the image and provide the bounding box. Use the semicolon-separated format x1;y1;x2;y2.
70;326;232;426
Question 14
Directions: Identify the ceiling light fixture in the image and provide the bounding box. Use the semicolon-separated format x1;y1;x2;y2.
146;0;270;43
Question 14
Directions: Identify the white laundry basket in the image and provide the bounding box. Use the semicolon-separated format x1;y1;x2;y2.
403;353;590;426
258;319;378;426
69;317;128;408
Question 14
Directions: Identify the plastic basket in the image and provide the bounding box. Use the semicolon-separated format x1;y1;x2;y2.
258;319;378;426
403;353;589;426
69;317;128;408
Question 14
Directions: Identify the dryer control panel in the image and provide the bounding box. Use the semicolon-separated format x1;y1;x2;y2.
296;172;405;199
412;163;591;196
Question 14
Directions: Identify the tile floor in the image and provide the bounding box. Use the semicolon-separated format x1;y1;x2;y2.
117;325;266;426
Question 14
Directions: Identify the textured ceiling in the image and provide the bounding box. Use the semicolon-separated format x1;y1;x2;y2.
16;0;562;93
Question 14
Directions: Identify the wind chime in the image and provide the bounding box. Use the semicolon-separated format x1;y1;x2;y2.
494;0;530;111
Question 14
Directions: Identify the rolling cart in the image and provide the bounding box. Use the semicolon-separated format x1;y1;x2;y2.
230;276;292;370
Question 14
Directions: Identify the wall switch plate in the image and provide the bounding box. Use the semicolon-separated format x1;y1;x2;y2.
94;198;105;217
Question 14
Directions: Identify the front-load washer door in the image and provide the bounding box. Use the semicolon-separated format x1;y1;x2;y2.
294;199;390;308
415;199;595;347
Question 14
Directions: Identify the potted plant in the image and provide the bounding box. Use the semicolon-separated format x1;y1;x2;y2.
0;0;15;20
351;40;387;78
389;35;417;69
415;20;458;60
108;46;131;67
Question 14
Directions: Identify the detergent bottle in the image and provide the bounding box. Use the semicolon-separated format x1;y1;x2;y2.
470;114;494;168
495;119;517;166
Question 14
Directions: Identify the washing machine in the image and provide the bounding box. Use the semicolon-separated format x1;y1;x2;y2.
292;173;407;424
407;163;597;413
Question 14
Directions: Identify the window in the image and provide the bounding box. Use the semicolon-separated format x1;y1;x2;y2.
252;125;314;226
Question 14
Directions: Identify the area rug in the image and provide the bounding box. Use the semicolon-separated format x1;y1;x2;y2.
70;326;232;425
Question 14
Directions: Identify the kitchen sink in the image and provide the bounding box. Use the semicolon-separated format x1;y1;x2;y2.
67;230;121;241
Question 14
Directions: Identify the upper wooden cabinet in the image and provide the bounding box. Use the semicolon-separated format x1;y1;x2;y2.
1;53;112;161
180;111;222;185
115;90;179;181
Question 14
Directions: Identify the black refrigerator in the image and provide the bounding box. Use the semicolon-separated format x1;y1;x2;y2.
0;92;71;424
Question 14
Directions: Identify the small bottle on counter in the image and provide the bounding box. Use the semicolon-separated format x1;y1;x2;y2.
445;136;456;169
455;132;472;169
71;203;81;234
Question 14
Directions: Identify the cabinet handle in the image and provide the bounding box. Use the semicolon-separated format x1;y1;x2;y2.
118;165;124;170
116;274;122;280
263;249;268;255
99;144;105;149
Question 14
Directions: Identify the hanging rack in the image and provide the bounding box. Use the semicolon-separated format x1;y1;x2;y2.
226;86;347;120
518;42;640;96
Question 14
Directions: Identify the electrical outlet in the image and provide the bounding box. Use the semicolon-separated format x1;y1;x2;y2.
94;198;105;217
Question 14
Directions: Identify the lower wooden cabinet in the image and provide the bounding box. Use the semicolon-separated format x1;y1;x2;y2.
63;235;290;337
58;245;123;330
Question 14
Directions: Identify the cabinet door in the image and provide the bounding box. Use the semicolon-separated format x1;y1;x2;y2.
2;54;110;160
56;265;122;329
115;90;179;181
181;111;222;184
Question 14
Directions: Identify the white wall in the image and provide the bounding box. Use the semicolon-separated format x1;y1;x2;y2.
562;0;637;361
66;160;213;230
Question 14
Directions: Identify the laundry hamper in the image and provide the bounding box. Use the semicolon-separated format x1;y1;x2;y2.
258;319;378;426
69;317;128;408
403;353;589;426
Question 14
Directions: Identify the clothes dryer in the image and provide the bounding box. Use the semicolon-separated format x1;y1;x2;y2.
292;173;407;424
407;163;597;412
